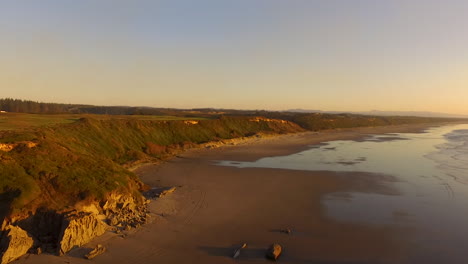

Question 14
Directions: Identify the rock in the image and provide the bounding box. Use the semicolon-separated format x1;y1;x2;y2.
232;243;247;259
109;217;119;226
0;220;7;231
0;225;34;264
266;243;282;261
0;192;147;261
84;244;106;260
28;246;42;255
57;212;107;256
102;193;136;213
102;193;148;231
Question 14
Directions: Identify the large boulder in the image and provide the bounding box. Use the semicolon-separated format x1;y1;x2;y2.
0;225;34;264
57;212;107;256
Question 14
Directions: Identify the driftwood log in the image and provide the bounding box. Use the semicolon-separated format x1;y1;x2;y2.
232;243;247;259
85;244;106;260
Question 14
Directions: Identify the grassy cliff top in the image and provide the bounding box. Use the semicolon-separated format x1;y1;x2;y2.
0;115;302;220
0;112;210;131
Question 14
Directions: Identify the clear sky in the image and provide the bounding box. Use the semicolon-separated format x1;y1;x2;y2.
1;0;467;114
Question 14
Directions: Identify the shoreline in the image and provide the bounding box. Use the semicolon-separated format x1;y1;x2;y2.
20;121;466;264
132;121;458;171
170;121;455;162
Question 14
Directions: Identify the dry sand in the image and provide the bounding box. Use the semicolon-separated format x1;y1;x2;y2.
22;123;451;264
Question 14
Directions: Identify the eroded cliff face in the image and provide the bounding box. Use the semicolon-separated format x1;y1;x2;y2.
0;192;149;263
0;141;38;152
0;225;34;264
57;211;107;256
101;192;149;230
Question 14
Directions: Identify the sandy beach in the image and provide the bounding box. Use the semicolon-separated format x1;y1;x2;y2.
22;123;454;264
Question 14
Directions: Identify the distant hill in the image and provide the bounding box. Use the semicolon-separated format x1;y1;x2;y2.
357;110;468;118
283;108;322;113
285;109;468;118
2;98;467;119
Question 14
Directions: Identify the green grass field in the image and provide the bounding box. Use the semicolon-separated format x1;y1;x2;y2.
0;113;209;131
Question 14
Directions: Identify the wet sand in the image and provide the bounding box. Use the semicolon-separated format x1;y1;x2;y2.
22;123;457;264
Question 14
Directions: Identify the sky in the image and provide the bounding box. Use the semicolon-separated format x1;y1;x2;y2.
1;0;468;114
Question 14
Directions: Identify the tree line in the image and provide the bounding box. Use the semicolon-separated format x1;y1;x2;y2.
0;98;75;113
0;98;188;116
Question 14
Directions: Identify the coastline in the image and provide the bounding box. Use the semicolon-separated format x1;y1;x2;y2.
175;121;455;162
20;121;465;264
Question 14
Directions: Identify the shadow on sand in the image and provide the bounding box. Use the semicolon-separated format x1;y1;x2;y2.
66;246;95;259
198;244;377;264
198;244;265;260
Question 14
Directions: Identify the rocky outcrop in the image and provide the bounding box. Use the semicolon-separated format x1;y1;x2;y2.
0;144;15;152
0;225;34;264
183;120;199;125
249;117;289;124
102;193;149;232
0;141;38;152
0;191;148;263
57;211;107;256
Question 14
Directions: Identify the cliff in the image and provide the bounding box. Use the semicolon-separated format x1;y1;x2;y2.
0;191;148;263
0;115;303;263
0;225;33;264
57;211;107;256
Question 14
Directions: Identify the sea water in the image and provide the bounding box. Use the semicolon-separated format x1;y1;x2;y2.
217;123;468;261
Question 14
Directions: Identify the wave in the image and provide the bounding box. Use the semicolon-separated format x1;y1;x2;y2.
426;129;468;185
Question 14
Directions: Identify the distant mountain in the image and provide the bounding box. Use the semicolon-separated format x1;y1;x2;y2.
284;108;322;113
285;109;468;118
357;110;468;118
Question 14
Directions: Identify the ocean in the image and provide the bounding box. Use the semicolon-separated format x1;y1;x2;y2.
218;123;468;263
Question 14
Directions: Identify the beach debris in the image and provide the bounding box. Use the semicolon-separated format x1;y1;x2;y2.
158;186;177;197
84;244;106;260
143;186;177;199
232;243;247;259
266;243;282;261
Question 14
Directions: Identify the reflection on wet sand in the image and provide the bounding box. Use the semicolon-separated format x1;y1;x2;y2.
218;124;468;263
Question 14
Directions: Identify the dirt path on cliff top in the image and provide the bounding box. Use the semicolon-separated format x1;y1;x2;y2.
22;123;452;264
